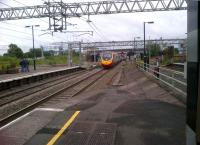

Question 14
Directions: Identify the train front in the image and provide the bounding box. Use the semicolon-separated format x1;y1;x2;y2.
100;52;113;68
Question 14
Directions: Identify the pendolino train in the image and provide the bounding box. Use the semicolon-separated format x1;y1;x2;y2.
100;51;122;68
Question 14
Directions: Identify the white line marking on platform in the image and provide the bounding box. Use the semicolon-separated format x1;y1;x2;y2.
35;108;64;112
0;66;79;83
0;108;63;130
0;110;34;130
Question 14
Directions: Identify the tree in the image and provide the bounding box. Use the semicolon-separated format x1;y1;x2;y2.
162;46;176;64
44;50;56;57
174;48;179;54
146;43;161;57
163;46;174;58
30;48;42;58
24;48;42;58
4;44;23;58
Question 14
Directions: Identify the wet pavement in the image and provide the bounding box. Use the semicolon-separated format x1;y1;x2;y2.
0;62;186;145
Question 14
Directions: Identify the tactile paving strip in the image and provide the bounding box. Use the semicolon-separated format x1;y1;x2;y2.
87;123;117;145
93;123;117;134
55;122;117;145
56;122;95;145
70;121;96;133
59;132;89;145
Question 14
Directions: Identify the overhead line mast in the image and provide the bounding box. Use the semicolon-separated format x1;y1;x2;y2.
51;39;186;48
0;0;187;21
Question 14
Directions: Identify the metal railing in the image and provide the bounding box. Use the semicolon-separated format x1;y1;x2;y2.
136;61;187;96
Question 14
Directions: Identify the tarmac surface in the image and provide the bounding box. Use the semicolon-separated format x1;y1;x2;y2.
0;62;186;145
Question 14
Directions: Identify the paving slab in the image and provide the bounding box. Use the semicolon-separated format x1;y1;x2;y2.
0;109;60;145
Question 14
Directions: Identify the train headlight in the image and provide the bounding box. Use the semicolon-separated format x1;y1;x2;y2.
102;60;112;65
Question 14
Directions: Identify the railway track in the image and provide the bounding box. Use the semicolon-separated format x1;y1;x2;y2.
0;70;87;107
165;63;184;72
40;69;109;107
0;68;108;127
0;70;86;99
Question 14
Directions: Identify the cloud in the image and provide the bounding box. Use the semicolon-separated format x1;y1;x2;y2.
0;0;187;53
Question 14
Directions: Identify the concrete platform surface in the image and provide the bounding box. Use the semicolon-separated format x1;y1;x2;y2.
0;65;70;81
0;108;62;145
0;62;186;145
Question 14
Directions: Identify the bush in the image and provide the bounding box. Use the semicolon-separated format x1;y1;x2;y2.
0;55;80;71
48;59;56;65
146;43;161;57
1;64;7;71
0;56;19;70
162;56;171;65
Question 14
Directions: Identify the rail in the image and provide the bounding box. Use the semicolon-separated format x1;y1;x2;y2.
136;61;187;97
0;68;105;127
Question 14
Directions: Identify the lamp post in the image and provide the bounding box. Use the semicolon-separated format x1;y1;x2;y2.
133;36;141;54
25;25;40;70
144;21;154;70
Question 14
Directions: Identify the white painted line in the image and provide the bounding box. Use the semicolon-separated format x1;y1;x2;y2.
0;108;63;130
0;110;34;130
0;66;79;83
35;108;64;112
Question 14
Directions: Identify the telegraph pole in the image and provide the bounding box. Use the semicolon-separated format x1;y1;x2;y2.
134;37;140;54
79;42;82;66
32;25;35;70
25;25;40;70
68;43;72;67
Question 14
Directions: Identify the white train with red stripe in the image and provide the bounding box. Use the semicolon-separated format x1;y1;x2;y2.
100;51;121;68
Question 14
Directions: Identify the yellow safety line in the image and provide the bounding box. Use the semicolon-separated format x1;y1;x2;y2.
46;111;80;145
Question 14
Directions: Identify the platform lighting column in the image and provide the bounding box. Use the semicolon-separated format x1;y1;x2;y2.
68;43;72;67
134;37;140;54
25;25;40;70
79;41;82;66
144;21;154;70
93;48;96;63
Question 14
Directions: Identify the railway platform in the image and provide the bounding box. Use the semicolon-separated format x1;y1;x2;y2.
0;65;77;81
0;62;186;145
0;65;83;91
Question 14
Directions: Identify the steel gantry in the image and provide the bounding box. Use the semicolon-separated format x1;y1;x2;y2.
0;0;187;21
51;38;186;48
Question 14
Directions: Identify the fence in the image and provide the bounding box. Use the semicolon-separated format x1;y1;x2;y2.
136;61;187;97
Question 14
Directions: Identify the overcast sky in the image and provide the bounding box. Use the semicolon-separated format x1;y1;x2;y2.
0;0;187;54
